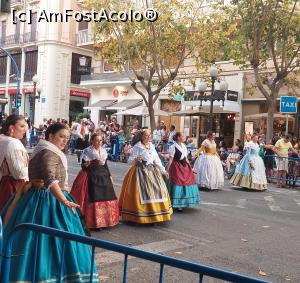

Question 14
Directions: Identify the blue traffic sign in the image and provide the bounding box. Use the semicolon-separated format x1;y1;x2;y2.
280;96;298;113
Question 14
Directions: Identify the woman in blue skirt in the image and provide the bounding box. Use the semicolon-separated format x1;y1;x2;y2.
1;123;98;282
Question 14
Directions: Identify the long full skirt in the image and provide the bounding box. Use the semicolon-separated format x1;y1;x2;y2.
119;164;173;224
230;154;267;191
169;161;201;208
193;154;224;190
71;170;119;228
0;188;99;282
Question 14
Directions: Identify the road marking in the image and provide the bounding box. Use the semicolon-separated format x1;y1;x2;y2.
154;227;214;244
295;199;300;206
264;196;282;211
202;201;233;207
236;199;247;208
95;239;192;265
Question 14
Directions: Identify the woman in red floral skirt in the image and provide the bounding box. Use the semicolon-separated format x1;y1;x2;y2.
71;133;119;229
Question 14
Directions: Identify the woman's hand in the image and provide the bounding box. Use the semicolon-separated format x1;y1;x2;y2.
62;199;80;214
135;155;142;164
249;161;255;170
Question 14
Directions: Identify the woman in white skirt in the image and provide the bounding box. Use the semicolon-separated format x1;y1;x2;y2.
193;131;224;190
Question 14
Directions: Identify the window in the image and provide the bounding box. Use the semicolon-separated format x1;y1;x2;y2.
9;53;22;83
78;21;88;31
1;21;6;44
103;60;114;72
0;56;7;83
24;51;38;82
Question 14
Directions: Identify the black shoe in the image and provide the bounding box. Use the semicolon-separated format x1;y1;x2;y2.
176;208;183;212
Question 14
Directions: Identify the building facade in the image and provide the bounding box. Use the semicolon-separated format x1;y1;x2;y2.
0;0;92;126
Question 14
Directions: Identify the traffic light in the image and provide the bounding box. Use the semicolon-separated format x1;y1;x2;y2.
0;0;10;13
16;93;22;108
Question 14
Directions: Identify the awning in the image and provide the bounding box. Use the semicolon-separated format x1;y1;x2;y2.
0;98;8;104
116;106;171;116
83;100;117;110
106;99;143;110
244;113;295;121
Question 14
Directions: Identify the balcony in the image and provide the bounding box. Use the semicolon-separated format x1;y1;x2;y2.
0;34;21;46
23;31;38;43
0;32;38;48
10;0;24;9
28;0;40;4
76;29;93;46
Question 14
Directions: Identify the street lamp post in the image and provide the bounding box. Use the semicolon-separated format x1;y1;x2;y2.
31;74;39;125
197;66;228;131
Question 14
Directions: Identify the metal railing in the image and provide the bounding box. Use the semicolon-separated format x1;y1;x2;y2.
76;29;93;45
0;31;38;47
0;222;270;283
264;154;300;187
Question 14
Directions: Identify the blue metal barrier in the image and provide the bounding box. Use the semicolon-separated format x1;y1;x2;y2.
1;223;271;283
264;155;300;186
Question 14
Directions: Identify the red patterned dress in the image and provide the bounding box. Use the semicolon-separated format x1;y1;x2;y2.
71;146;119;228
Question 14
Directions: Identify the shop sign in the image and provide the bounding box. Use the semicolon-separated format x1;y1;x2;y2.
0;88;32;95
227;90;238;102
113;86;128;97
70;90;91;98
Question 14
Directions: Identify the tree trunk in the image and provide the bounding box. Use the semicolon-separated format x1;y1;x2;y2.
147;96;156;132
266;97;276;143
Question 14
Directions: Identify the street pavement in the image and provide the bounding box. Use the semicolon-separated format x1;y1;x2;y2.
66;154;300;283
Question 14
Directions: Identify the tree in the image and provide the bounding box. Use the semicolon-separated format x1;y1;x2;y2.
85;0;232;131
223;0;300;141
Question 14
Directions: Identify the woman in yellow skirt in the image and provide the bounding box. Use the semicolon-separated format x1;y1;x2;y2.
119;129;173;224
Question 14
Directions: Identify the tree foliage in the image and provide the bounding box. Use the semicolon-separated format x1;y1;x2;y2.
222;0;300;140
85;0;234;130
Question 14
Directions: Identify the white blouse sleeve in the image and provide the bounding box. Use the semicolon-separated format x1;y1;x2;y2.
169;145;175;158
128;145;140;165
6;144;28;181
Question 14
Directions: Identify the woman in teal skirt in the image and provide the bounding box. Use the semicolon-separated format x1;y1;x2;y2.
167;132;200;211
1;123;98;282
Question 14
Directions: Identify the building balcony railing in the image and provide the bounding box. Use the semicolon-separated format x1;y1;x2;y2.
76;29;93;45
10;0;24;9
0;31;38;47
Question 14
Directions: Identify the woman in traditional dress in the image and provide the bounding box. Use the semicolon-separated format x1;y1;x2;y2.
0;123;98;282
193;131;224;190
230;133;267;191
119;129;173;224
0;114;29;211
71;133;119;229
167;132;200;211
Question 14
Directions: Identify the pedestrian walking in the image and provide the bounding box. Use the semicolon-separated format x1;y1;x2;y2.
0;114;29;211
167;132;200;211
71;133;119;229
0;123;98;282
193;131;224;190
119;129;173;224
230;133;267;191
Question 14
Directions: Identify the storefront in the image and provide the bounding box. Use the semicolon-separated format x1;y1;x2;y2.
69;89;90;122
